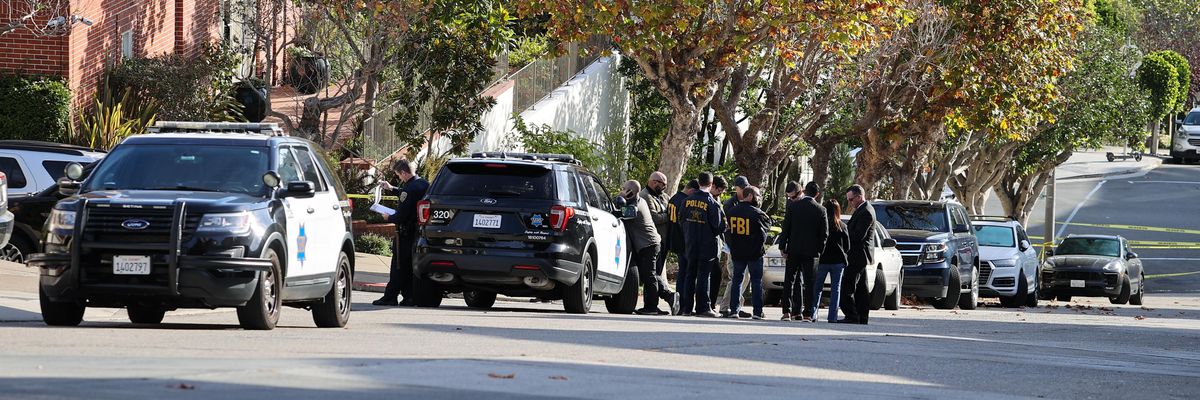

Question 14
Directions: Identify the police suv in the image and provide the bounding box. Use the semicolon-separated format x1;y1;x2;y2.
412;152;638;314
29;122;355;330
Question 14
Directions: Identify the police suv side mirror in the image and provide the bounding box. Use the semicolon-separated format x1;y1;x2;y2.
281;181;316;198
57;177;80;197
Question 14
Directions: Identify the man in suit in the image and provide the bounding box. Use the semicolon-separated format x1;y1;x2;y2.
373;159;430;307
777;181;828;322
839;184;876;324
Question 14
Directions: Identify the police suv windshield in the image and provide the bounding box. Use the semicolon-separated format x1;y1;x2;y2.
874;205;949;232
84;144;270;196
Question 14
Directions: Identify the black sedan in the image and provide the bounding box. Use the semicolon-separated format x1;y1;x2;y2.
1038;235;1145;305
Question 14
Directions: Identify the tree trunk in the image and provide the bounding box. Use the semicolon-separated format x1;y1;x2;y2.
809;140;836;191
658;108;701;191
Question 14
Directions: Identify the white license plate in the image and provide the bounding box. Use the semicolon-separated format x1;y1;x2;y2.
473;214;502;229
1070;279;1085;288
113;255;152;275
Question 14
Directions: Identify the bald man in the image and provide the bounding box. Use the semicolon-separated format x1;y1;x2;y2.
640;171;679;314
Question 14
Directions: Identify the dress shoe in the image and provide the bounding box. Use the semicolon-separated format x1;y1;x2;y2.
719;310;732;318
752;312;765;320
834;318;860;324
397;299;415;307
738;311;752;319
635;307;666;315
372;297;398;306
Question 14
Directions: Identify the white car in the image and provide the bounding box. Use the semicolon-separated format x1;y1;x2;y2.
1171;107;1200;164
763;217;904;310
971;216;1040;307
0;141;106;198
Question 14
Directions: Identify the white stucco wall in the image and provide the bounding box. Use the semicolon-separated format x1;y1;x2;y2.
512;54;631;150
468;81;516;154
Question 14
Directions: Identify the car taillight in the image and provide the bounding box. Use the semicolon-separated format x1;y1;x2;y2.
417;200;431;225
549;205;574;231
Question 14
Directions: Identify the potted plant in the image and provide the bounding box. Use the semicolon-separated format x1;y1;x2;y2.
234;77;270;122
287;46;330;95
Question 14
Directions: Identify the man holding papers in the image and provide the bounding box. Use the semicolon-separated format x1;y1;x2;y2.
372;159;430;307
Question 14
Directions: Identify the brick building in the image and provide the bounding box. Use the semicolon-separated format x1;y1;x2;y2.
0;0;221;107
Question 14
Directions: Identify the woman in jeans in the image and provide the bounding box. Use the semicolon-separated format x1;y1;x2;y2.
811;199;849;322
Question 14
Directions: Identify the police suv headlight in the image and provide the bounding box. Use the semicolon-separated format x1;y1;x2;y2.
198;212;253;235
766;257;785;267
48;208;76;234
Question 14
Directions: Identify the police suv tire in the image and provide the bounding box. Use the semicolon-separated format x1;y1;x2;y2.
237;248;282;330
1129;274;1145;306
933;265;961;310
1109;276;1131;305
464;290;497;309
127;304;166;324
605;264;639;314
869;270;886;311
884;270;902;310
959;266;979;310
412;276;444;308
312;252;352;328
563;256;593;314
40;285;84;327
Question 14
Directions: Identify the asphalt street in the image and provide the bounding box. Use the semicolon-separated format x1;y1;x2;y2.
987;162;1200;293
2;259;1199;399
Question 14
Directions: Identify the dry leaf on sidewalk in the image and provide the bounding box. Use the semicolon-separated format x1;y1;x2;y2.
488;373;516;379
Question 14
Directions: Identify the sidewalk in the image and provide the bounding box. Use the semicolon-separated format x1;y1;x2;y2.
352;253;392;293
1056;146;1163;181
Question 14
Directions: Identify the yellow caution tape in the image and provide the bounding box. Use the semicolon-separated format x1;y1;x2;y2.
1057;222;1200;236
347;193;399;201
1146;271;1200;279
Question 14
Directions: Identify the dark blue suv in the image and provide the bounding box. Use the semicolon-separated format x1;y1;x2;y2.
874;200;981;310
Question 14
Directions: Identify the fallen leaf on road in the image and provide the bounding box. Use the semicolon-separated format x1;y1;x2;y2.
1134;316;1146;320
488;373;515;379
549;376;569;381
1098;307;1113;312
171;383;195;390
1140;306;1154;311
455;327;463;330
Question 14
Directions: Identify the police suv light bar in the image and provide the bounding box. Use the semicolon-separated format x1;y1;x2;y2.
470;152;579;164
148;121;287;136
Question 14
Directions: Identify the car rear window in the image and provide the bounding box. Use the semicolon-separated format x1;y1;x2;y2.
433;162;555;199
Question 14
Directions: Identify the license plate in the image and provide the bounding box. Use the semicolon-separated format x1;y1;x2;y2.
113;255;151;275
473;214;502;229
1070;279;1085;288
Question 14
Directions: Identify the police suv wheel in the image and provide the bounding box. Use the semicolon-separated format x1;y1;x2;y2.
605;264;639;314
563;256;593;314
464;290;497;309
40;285;84;327
126;304;166;324
237;249;282;330
312;252;352;328
412;276;444;308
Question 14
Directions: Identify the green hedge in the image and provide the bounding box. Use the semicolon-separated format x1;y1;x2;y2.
0;75;71;142
354;233;392;257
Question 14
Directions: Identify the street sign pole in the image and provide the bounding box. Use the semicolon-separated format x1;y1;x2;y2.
1043;169;1056;260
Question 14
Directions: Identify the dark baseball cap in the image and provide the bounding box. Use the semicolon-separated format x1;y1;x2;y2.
785;181;800;194
686;179;700;190
733;176;749;189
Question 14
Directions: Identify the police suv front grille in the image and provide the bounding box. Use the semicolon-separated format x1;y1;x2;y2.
83;205;175;244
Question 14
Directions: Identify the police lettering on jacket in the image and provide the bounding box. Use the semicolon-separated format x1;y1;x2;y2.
681;191;725;260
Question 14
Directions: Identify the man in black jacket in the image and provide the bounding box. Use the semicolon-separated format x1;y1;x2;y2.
373;159;430;307
724;186;771;319
839;184;876;324
664;180;697;308
777;181;828;321
681;173;725;317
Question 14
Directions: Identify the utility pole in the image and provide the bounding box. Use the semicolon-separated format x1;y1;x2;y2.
1042;169;1056;260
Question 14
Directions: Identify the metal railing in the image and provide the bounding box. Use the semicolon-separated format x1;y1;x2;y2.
361;38;609;162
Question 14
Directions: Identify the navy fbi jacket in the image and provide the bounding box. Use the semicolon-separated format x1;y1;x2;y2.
724;201;771;262
682;191;726;261
665;190;690;254
388;176;430;235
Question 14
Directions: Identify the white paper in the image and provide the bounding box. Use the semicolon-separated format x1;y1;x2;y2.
372;185;382;204
370;203;395;216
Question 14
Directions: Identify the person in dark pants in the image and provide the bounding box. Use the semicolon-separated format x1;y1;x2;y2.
618;180;676;316
708;176;728;311
777;181;828;322
812;199;849;323
717;176;751;317
725;186;771;320
681;172;725;318
640;172;679;314
666;179;698;312
839;184;876;324
372;159;429;307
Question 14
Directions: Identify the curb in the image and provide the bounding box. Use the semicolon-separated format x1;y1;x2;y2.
1057;161;1161;181
353;281;386;293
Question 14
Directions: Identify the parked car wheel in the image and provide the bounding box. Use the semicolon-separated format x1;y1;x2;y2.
869;269;886;311
958;266;979;310
933;264;962;310
0;234;33;264
40;286;84;327
126;304;166;324
1001;273;1028;308
312;252;352;327
1024;274;1040;307
1129;273;1145;306
1056;294;1072;302
1109;276;1131;305
464;290;497;309
604;264;639;314
563;256;594;314
884;270;903;311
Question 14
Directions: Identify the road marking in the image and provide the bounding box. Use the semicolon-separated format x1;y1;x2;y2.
1146;271;1200;279
1127;181;1200;185
1056;180;1105;239
1141;258;1200;261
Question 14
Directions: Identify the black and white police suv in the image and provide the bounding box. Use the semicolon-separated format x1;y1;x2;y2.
412;152;638;314
28;122;355;330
